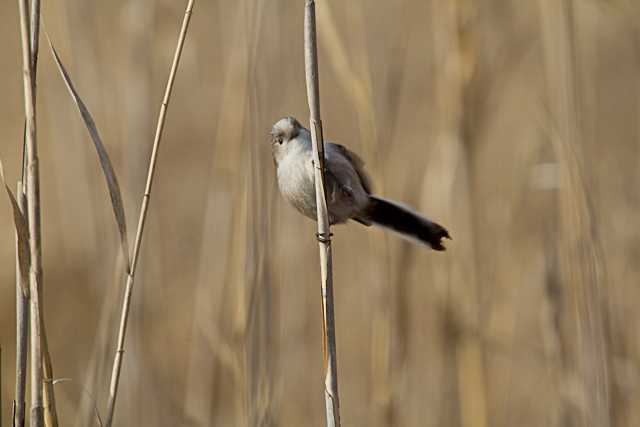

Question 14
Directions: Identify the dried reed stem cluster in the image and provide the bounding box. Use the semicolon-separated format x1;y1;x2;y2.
10;1;196;426
16;0;50;426
15;0;60;424
304;1;342;426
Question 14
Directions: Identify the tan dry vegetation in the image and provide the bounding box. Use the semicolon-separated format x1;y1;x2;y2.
1;0;640;426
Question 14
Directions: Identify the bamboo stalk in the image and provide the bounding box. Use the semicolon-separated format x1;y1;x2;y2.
303;2;341;426
14;181;28;427
104;1;195;425
16;0;44;425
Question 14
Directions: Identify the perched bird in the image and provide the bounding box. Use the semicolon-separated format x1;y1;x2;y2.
270;116;451;250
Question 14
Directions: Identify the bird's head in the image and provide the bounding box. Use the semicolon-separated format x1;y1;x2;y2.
270;116;302;146
270;116;306;163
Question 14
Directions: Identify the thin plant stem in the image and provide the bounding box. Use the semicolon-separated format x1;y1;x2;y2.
303;2;341;426
16;0;44;425
104;1;195;425
26;2;61;425
29;0;40;73
15;181;28;427
41;325;58;427
29;1;60;424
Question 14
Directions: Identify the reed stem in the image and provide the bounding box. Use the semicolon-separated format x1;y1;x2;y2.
104;2;196;425
303;2;341;426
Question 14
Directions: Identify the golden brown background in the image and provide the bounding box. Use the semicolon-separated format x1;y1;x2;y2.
2;0;640;426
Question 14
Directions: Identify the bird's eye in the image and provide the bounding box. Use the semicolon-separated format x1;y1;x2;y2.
276;137;283;145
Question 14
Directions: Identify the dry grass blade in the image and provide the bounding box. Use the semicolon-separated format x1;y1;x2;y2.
44;32;131;272
0;161;30;297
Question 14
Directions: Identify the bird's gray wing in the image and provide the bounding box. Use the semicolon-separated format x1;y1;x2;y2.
324;142;373;226
326;142;372;194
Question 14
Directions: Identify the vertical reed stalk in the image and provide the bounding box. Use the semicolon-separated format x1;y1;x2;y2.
29;0;40;73
104;1;195;425
538;1;611;425
15;182;28;427
244;2;276;424
31;3;59;424
17;0;44;425
303;2;341;426
428;1;489;426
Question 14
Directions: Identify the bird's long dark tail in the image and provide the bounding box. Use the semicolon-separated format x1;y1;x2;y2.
361;196;451;251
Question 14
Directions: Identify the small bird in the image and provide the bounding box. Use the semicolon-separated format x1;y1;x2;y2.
270;117;451;250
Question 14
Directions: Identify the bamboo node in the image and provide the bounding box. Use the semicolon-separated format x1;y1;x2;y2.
316;232;333;243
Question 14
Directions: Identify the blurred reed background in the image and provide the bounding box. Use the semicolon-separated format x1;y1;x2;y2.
1;0;640;426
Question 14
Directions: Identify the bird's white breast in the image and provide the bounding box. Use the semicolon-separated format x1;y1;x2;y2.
276;144;317;219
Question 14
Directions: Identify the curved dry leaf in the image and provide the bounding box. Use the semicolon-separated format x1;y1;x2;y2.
45;32;131;273
0;160;30;297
